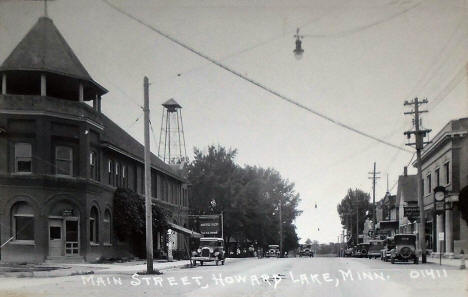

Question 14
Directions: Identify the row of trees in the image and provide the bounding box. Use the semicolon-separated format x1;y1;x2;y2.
186;145;302;252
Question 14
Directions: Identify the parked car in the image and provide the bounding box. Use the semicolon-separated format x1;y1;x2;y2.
381;237;395;262
390;234;418;264
367;239;384;259
356;243;370;258
265;244;280;258
299;244;314;257
191;237;225;266
344;247;353;257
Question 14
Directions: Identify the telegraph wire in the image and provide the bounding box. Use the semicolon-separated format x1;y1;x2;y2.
126;112;144;129
389;151;415;192
102;0;411;153
300;1;423;39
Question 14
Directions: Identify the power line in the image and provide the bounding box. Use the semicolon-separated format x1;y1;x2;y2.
126;112;144;129
301;1;423;38
428;65;467;111
102;0;411;153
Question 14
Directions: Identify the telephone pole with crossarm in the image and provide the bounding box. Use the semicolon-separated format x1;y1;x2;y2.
404;97;431;263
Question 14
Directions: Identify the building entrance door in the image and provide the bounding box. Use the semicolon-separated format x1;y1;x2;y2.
49;219;63;257
65;219;79;256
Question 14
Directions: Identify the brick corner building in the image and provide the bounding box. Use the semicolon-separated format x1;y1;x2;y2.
0;16;191;263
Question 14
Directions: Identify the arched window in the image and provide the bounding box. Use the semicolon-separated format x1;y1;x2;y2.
103;209;111;244
11;202;35;241
89;206;99;243
14;143;32;173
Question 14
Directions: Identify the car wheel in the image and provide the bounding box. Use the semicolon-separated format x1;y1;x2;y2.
222;260;225;265
216;260;219;266
391;258;395;264
200;261;204;266
414;258;419;264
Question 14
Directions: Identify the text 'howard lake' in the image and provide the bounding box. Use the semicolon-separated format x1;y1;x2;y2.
81;269;448;289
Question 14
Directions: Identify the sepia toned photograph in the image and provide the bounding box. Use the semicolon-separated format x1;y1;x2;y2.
0;0;467;296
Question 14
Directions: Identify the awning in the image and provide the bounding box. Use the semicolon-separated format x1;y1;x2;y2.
168;222;202;238
376;220;399;230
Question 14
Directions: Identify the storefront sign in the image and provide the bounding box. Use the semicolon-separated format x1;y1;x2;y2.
404;206;419;220
438;232;444;240
435;201;445;213
190;214;222;237
62;209;73;217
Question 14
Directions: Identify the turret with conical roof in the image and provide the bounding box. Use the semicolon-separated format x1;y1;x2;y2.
0;16;107;107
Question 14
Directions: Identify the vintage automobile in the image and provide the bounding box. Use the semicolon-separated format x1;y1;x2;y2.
367;239;384;259
265;244;281;257
390;234;419;264
356;243;370;258
344;247;353;257
381;237;395;262
191;237;225;266
299;244;314;257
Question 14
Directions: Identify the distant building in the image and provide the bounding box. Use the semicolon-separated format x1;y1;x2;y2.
397;168;419;236
375;191;398;238
0;16;192;263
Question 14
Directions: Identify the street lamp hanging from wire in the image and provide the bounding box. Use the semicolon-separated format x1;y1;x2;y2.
293;28;304;60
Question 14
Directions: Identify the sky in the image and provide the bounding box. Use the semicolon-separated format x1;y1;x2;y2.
0;0;467;243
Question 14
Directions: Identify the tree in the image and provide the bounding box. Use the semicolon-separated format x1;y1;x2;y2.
187;145;302;252
113;188;169;257
336;188;372;245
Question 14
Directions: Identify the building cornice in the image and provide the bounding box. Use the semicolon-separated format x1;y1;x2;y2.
0;109;104;131
415;130;467;165
102;143;186;183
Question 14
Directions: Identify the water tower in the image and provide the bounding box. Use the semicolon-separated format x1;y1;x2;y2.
158;98;188;165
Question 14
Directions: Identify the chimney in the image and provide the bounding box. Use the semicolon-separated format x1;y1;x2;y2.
403;166;408;176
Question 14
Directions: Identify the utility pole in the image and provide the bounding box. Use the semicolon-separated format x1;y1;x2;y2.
143;77;154;273
355;201;359;245
368;162;380;239
279;199;283;258
404;97;431;263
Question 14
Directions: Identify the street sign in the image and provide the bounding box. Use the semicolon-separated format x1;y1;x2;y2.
435;201;445;213
438;232;444;240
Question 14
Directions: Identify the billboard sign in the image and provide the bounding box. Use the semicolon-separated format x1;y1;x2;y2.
190;214;222;237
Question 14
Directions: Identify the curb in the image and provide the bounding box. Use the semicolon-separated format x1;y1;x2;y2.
0;262;190;278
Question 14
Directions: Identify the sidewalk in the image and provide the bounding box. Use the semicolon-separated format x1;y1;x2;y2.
0;259;191;278
424;255;466;269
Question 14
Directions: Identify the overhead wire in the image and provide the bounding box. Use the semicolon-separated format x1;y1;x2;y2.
300;1;423;38
101;0;411;153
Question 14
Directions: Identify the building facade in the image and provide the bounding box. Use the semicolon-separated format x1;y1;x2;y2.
416;118;468;256
396;168;419;237
0;16;190;263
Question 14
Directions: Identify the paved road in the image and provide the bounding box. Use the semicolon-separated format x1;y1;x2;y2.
0;257;466;297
